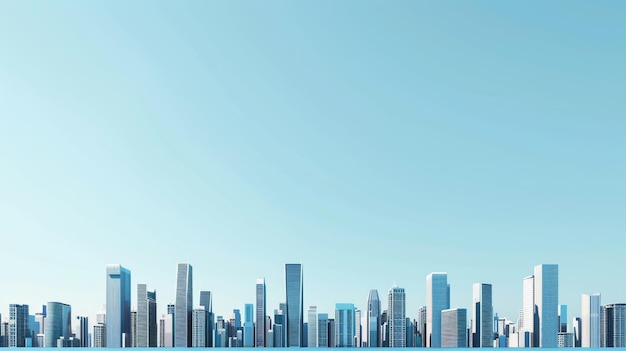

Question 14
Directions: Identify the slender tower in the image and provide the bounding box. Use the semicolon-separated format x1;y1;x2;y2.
175;263;193;347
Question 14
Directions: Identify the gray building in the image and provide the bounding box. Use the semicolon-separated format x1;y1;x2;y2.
76;316;89;347
534;264;559;348
175;263;193;347
417;306;427;347
442;308;467;348
582;293;601;348
9;304;29;347
472;283;493;348
256;279;267;347
557;332;574;348
317;313;328;347
427;272;449;348
44;302;72;347
199;291;214;347
601;303;626;347
308;306;318;347
105;264;131;348
286;263;304;347
192;307;207;347
388;286;406;347
366;290;380;347
93;323;106;348
136;284;157;347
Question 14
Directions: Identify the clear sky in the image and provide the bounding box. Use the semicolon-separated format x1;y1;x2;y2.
1;1;625;330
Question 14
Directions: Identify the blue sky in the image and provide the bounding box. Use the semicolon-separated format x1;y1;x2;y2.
1;1;625;328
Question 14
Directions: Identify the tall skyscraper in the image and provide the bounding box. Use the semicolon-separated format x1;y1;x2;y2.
286;263;304;347
600;303;626;347
76;316;89;348
534;264;558;348
9;304;29;347
274;309;286;348
388;286;406;347
308;306;318;347
520;275;535;347
573;317;582;348
135;284;157;347
366;290;380;348
243;303;254;347
472;283;493;348
175;263;193;347
130;310;137;347
105;264;131;348
417;306;427;347
256;278;267;347
442;308;467;348
44;302;72;347
427;272;449;348
93;323;106;348
192;307;207;347
335;304;356;347
559;305;568;333
581;293;601;348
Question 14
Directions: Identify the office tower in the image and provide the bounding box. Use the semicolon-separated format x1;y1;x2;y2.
600;303;626;347
388;286;406;347
34;313;45;336
160;304;174;347
442;308;467;348
335;304;356;347
380;310;389;347
275;309;286;348
534;264;558;348
366;289;380;347
267;329;274;347
44;302;72;347
520;275;535;347
427;272;449;348
199;291;214;347
9;304;29;347
558;305;568;333
27;315;39;347
573;317;582;348
581;293;601;348
354;310;362;347
135;284;157;347
417;306;427;347
76;316;89;347
130;311;138;347
192;307;207;347
106;264;131;348
318;313;329;348
94;323;106;348
243;304;254;347
308;306;318;347
328;318;337;348
472;283;493;348
303;322;309;347
255;278;267;347
232;309;242;332
406;318;415;347
286;263;304;346
1;320;8;348
175;263;193;347
557;332;574;348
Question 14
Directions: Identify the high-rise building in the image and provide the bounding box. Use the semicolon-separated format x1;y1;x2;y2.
286;263;304;347
581;293;601;348
105;264;131;348
318;313;329;348
442;308;467;348
600;303;626;347
417;306;427;347
175;263;193;347
365;290;380;348
274;309;286;348
243;303;254;347
559;305;568;333
534;264;558;348
159;312;174;348
76;316;89;347
94;323;106;348
44;302;72;347
136;284;157;347
328;318;337;347
256;278;267;347
9;304;29;347
192;307;207;347
426;272;449;348
34;313;45;336
520;275;535;347
335;304;356;347
308;306;318;347
573;317;582;348
199;291;214;347
472;283;493;348
388;286;406;347
130;311;137;347
557;332;574;348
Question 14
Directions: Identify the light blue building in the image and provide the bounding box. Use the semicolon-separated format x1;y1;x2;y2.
559;305;568;333
534;264;558;348
105;264;131;348
318;313;329;347
256;279;266;347
175;263;193;347
199;291;214;348
472;283;493;347
366;290;380;347
442;308;467;348
426;272;449;348
286;263;303;347
44;302;72;347
388;286;406;347
136;284;157;347
243;304;254;347
335;304;356;347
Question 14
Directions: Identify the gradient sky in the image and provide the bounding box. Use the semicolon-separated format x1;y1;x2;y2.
1;1;625;330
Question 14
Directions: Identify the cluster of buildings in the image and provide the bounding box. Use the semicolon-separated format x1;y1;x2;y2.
1;263;625;348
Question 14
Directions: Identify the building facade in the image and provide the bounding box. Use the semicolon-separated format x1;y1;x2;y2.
472;283;493;348
427;272;449;348
256;278;267;347
388;286;406;347
105;264;131;348
286;263;303;347
366;289;380;348
335;304;356;348
442;308;467;348
44;302;72;347
582;293;601;348
534;264;559;348
175;263;193;347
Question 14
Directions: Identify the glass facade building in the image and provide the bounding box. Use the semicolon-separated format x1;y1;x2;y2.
388;286;406;347
426;272;449;348
442;308;467;348
534;264;558;348
472;283;493;348
335;303;355;348
256;278;267;347
285;263;303;347
44;302;72;347
105;264;131;348
582;293;601;348
308;306;318;347
366;289;380;348
175;263;193;347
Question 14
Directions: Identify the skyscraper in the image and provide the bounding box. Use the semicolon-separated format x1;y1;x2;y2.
417;306;427;347
442;308;467;348
308;306;318;347
136;284;157;347
520;275;535;347
256;278;267;347
9;304;29;347
559;305;568;333
534;264;559;348
244;303;254;347
274;309;286;348
335;304;356;347
44;302;72;347
573;317;582;348
175;263;193;347
105;264;131;348
76;316;89;348
472;283;493;348
600;303;626;347
286;263;304;347
192;307;207;347
581;293;601;348
388;286;406;347
366;290;380;348
318;313;329;347
199;291;214;348
427;272;449;348
94;323;106;348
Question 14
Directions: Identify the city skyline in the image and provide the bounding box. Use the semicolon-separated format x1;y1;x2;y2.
1;0;625;347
